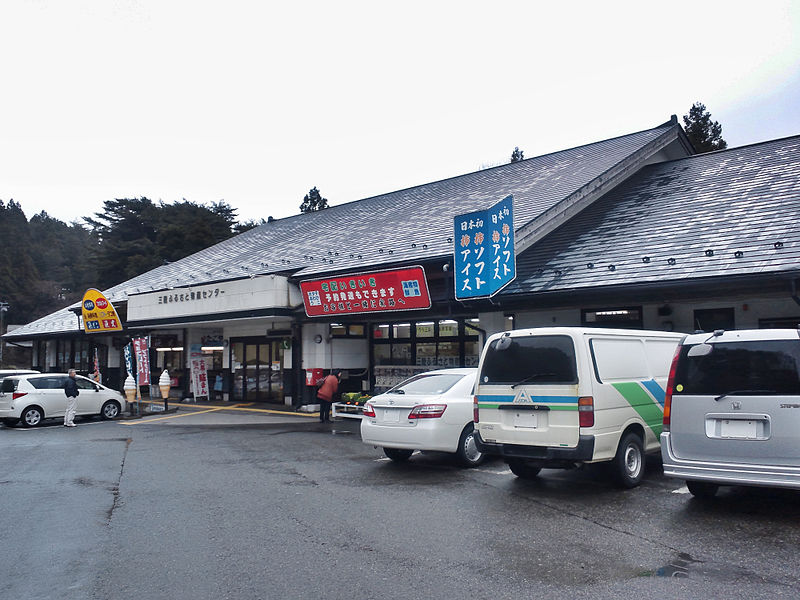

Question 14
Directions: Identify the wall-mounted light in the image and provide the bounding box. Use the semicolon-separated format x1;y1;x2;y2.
314;334;323;344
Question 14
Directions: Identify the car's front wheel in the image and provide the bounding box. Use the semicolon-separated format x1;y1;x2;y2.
101;400;121;420
383;448;413;462
19;406;43;428
455;424;485;468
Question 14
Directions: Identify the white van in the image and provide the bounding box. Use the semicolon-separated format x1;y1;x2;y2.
473;327;684;487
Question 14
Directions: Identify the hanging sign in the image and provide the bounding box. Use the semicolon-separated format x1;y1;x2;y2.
453;195;516;300
81;288;123;333
189;344;209;399
300;266;431;317
132;337;150;386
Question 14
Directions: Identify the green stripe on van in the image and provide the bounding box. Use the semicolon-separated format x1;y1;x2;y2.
611;382;663;437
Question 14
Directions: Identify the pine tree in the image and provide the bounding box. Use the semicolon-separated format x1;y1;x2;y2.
299;187;329;213
683;102;727;153
510;147;524;163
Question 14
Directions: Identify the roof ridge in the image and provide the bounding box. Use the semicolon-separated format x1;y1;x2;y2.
648;131;800;167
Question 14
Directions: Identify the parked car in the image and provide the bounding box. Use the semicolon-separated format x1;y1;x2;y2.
473;327;684;487
661;328;800;498
0;373;127;427
0;369;39;380
361;368;483;467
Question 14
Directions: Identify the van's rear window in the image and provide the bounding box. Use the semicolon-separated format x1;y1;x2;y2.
675;340;800;395
480;335;577;385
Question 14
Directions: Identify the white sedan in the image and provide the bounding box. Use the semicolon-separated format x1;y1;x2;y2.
361;368;483;467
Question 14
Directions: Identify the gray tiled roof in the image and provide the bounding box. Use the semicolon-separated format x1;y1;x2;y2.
505;135;800;295
7;121;678;338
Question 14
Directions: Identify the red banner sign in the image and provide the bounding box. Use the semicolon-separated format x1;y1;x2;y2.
300;266;432;317
133;337;150;386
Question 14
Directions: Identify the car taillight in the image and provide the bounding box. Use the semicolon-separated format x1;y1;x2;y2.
408;404;447;419
578;396;594;427
362;403;376;418
663;345;681;432
12;392;27;401
473;395;479;423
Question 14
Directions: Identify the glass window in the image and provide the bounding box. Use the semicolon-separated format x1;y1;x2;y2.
416;322;435;338
582;307;642;329
30;376;68;390
480;335;577;385
437;341;459;367
674;340;800;396
75;377;97;390
438;320;459;337
466;319;481;337
464;340;480;367
388;372;468;395
391;343;412;365
373;324;390;339
330;323;347;337
416;342;436;367
694;307;735;332
349;324;365;336
374;344;391;365
393;323;411;338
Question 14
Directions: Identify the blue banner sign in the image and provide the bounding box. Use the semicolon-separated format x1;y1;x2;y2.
453;195;516;300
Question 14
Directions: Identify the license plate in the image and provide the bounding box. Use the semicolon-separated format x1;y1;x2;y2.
720;419;757;439
513;411;538;429
382;409;400;423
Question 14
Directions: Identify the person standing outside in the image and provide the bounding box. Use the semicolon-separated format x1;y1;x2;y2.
64;369;79;427
316;371;341;423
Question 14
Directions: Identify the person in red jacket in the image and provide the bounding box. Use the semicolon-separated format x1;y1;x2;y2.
316;371;341;423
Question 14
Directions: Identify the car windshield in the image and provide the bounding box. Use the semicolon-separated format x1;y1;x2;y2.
675;340;800;396
480;335;577;385
388;373;466;395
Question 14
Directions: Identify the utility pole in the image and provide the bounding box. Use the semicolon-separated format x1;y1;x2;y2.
0;301;8;367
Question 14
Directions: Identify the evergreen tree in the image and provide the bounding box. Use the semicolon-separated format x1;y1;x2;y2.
510;147;524;163
683;102;727;153
300;187;329;213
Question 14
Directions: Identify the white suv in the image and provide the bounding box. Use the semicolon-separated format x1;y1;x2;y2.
0;373;127;427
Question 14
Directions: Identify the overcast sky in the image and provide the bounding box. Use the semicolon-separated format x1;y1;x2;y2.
2;1;799;225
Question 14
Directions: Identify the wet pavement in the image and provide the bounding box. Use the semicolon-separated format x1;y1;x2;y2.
2;409;799;599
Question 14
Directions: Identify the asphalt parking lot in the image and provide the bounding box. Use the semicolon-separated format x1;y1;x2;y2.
2;406;799;600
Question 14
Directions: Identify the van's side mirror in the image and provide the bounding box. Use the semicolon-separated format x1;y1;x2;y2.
687;343;713;357
496;335;513;351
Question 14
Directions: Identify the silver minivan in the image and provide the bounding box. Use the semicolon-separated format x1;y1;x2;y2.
661;328;800;498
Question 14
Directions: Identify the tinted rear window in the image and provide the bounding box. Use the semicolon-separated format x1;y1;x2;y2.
30;376;68;390
675;340;800;396
388;373;466;395
480;335;577;385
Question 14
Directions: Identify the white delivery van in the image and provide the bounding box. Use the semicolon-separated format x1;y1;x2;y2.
473;327;684;487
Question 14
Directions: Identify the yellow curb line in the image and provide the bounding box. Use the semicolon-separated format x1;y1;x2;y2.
119;406;230;425
119;404;321;425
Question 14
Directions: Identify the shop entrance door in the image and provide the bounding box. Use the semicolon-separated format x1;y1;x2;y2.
231;339;285;404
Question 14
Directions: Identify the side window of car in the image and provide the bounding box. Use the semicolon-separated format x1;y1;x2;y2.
75;378;96;390
30;377;61;390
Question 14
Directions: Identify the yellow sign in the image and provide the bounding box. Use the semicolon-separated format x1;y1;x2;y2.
81;289;123;333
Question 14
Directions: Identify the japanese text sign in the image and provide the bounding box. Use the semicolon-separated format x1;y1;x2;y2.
132;337;150;386
81;288;123;333
300;266;431;317
453;195;516;299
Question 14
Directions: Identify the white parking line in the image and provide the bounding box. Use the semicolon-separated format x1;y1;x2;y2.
475;468;513;475
672;485;690;494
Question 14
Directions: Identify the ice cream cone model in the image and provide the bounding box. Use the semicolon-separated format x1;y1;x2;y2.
123;375;137;404
159;369;170;399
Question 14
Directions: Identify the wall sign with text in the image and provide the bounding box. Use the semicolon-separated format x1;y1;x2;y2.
300;266;431;317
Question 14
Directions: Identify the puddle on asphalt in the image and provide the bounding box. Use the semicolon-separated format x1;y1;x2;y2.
646;552;699;578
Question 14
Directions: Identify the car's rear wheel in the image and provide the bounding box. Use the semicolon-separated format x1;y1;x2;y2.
2;418;18;427
611;431;644;488
456;424;485;468
20;406;43;428
686;480;719;499
101;400;121;420
383;448;413;462
507;458;541;479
